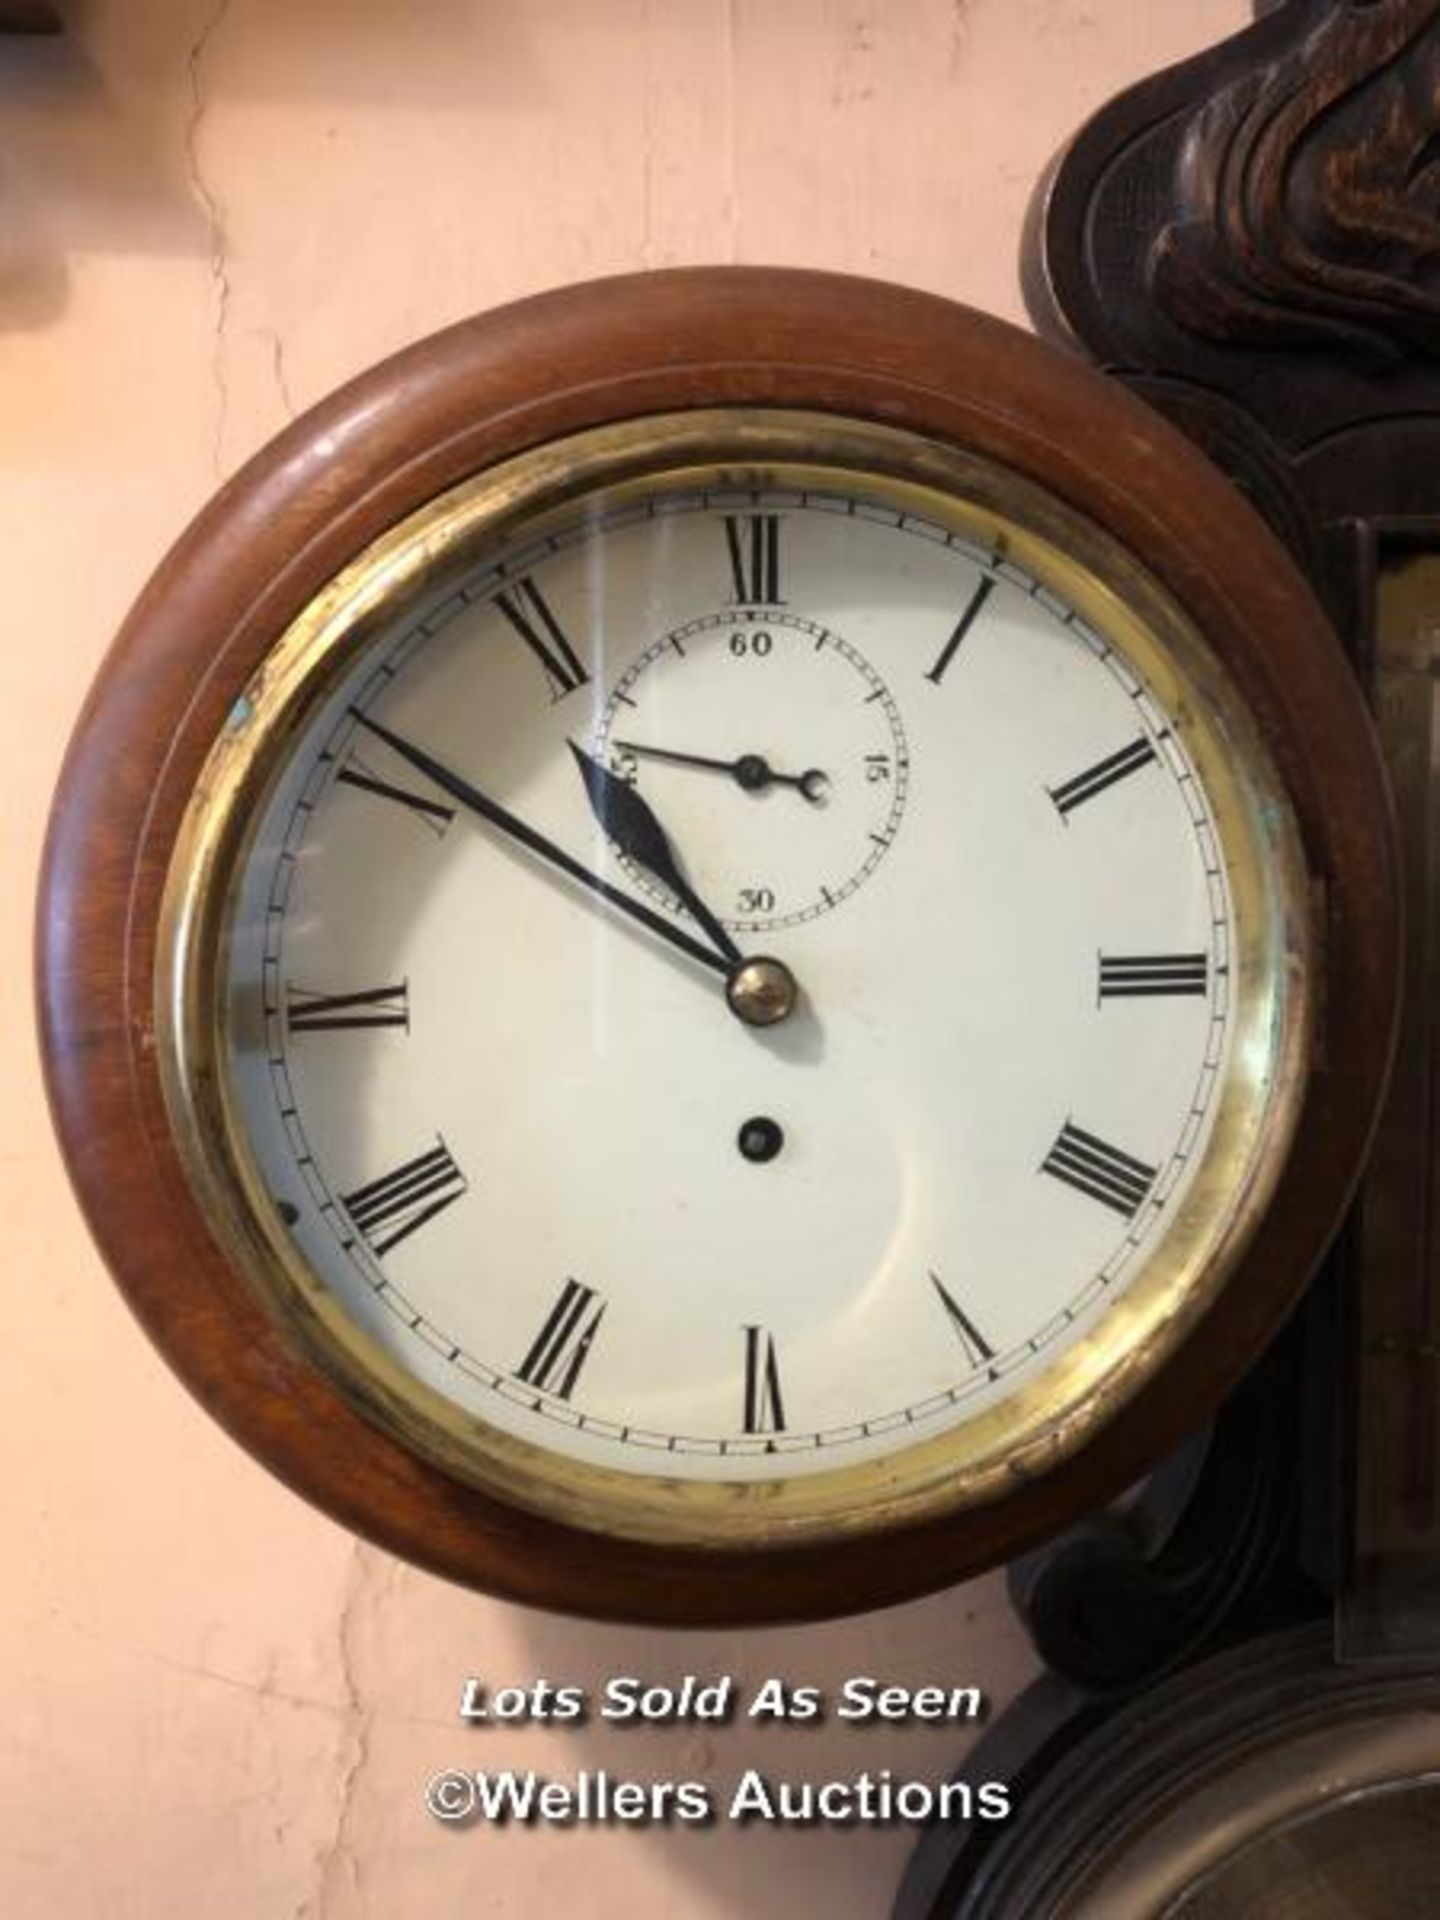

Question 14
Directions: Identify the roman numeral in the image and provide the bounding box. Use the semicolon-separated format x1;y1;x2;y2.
286;982;410;1033
495;576;589;699
929;1273;995;1369
515;1279;606;1400
336;754;455;834
742;1325;785;1434
925;576;996;685
341;1142;467;1257
1048;736;1158;817
725;514;782;605
1041;1121;1156;1218
1098;952;1209;999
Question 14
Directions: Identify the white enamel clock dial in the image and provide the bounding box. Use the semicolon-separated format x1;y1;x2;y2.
165;413;1305;1546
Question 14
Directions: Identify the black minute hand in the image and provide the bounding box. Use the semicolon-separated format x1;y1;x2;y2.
567;741;743;967
346;711;731;978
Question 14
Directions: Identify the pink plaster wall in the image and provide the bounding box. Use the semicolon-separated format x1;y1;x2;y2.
3;4;1246;1914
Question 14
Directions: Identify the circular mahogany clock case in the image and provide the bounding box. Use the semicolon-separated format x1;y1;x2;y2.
36;269;1397;1624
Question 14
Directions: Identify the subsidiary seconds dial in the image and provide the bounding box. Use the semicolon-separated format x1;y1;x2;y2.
596;597;909;932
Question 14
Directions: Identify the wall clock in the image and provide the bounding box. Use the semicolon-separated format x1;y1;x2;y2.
37;268;1398;1623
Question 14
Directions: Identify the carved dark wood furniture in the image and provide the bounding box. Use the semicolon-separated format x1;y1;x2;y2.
901;2;1440;1906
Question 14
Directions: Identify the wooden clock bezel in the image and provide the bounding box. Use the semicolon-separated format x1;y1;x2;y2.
36;268;1399;1624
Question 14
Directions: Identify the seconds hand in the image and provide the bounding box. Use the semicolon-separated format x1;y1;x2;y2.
613;738;829;803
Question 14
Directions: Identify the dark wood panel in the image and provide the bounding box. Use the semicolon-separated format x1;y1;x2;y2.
0;3;60;31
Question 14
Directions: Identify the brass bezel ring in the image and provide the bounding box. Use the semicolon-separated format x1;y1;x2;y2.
156;408;1313;1551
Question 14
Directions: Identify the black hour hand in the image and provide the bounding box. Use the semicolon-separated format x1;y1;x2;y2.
568;741;741;967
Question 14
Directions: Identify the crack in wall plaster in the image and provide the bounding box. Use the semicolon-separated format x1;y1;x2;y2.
259;326;298;422
56;1608;454;1730
302;1544;385;1919
949;0;972;78
59;1615;347;1718
184;0;236;477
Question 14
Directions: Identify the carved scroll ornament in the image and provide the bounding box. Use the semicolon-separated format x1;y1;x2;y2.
1153;0;1440;365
